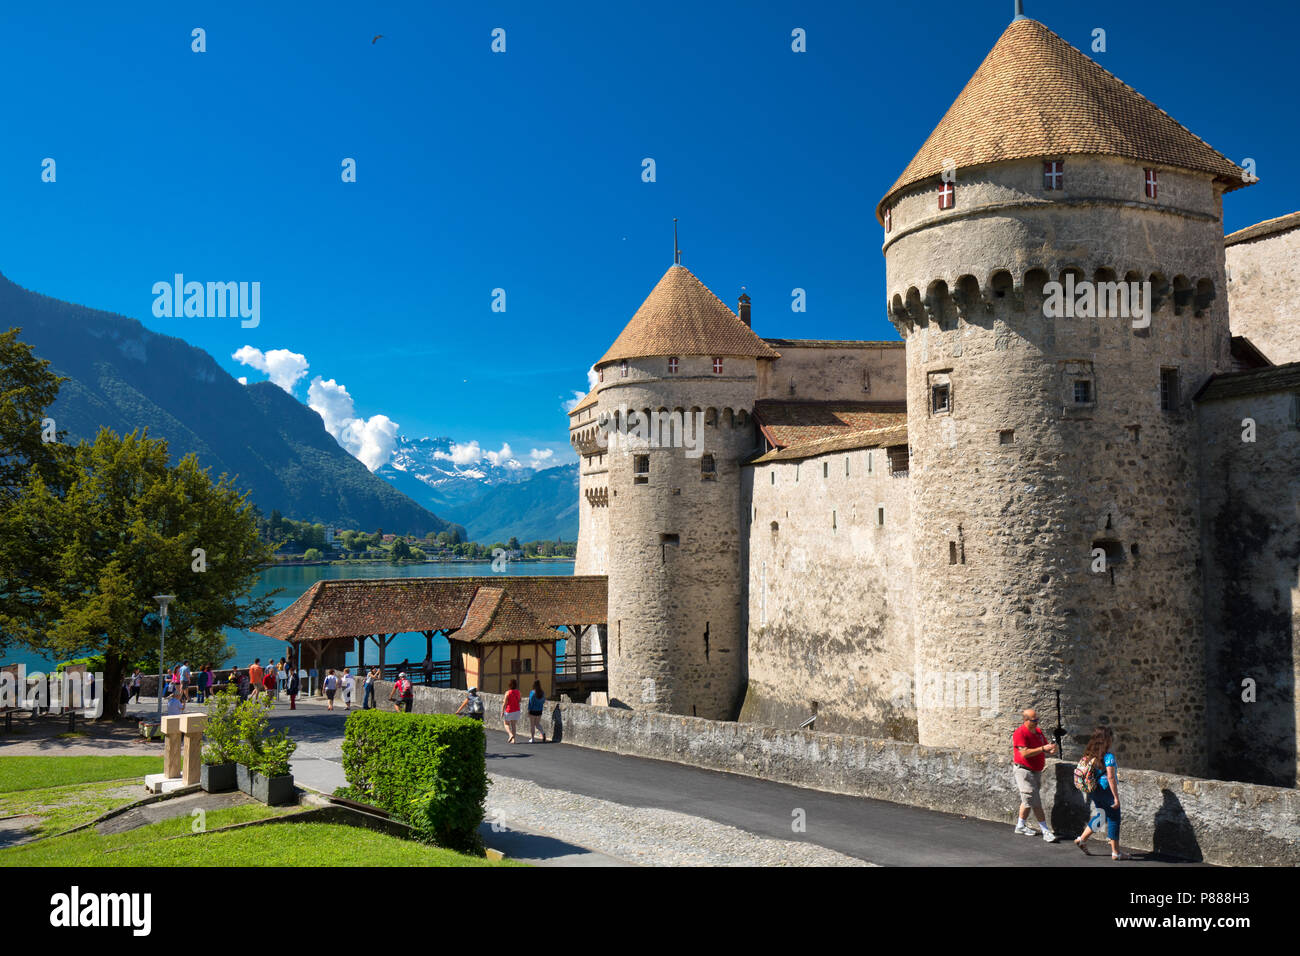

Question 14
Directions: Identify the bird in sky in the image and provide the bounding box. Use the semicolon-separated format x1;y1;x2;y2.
372;34;383;44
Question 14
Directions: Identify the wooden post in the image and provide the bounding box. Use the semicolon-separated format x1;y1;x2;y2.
357;635;366;670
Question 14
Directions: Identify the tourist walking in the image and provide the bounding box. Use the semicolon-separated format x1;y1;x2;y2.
287;668;300;710
179;661;192;702
248;659;264;700
502;679;522;743
362;668;376;709
1011;707;1058;842
455;686;485;721
526;680;547;743
341;668;354;709
263;662;277;704
130;669;142;702
196;663;209;703
1074;726;1130;860
422;656;434;686
323;669;338;711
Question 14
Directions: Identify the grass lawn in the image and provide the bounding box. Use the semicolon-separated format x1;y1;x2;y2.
0;755;517;867
0;755;162;792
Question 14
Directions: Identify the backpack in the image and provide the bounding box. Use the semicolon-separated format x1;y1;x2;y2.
1073;755;1099;794
324;674;337;691
469;694;484;715
396;678;411;696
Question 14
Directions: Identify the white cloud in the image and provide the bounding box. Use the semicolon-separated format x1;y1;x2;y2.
563;367;600;413
587;366;599;390
435;441;483;466
528;448;554;469
484;443;522;469
307;376;400;471
232;346;309;393
237;376;248;385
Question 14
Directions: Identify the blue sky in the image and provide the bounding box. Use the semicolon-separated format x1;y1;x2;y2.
1;0;1293;470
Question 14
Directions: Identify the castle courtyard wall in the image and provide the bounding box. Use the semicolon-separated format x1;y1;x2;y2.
1226;223;1300;364
758;341;906;402
740;446;916;739
1197;385;1300;787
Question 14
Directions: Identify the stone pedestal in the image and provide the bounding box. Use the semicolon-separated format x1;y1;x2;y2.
161;715;184;777
179;713;206;785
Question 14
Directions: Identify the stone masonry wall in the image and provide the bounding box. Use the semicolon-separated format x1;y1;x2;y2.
388;682;1300;866
758;342;906;402
1226;224;1300;364
740;445;916;739
1197;390;1300;787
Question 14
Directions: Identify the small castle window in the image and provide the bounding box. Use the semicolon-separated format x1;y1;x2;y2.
999;429;1015;444
668;356;679;374
598;367;604;382
887;445;909;476
832;510;837;530
1043;160;1064;190
884;206;892;232
1073;379;1093;404
938;181;955;210
949;541;958;565
822;462;829;478
713;357;724;375
877;507;885;526
633;454;650;484
1144;168;1158;199
701;454;716;479
845;457;850;476
931;383;951;415
1160;368;1179;412
770;521;779;534
867;451;873;473
770;471;775;485
620;360;629;378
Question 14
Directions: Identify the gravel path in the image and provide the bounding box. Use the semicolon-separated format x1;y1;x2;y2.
485;772;874;867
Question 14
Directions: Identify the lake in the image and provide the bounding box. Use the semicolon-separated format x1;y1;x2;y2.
1;560;576;673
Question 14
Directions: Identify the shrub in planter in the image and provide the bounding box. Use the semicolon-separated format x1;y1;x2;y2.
200;686;240;792
341;709;488;853
251;732;297;806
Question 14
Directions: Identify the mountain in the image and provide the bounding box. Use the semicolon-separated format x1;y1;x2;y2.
379;435;543;512
0;270;460;537
437;463;579;543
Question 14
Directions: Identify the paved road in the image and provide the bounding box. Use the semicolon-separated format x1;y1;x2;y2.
258;700;1194;867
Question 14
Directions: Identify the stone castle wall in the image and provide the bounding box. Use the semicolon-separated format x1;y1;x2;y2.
758;341;906;402
884;155;1231;775
600;355;759;719
1226;223;1300;364
570;400;610;576
1197;388;1300;787
740;445;916;738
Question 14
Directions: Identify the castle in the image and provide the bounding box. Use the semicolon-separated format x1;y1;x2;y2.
566;16;1300;789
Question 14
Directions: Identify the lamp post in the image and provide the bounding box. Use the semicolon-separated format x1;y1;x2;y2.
153;594;176;723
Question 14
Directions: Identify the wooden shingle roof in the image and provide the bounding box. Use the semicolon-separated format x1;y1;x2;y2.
251;575;607;643
1194;362;1300;403
750;401;908;463
878;18;1247;218
455;587;562;645
568;388;598;416
597;265;781;366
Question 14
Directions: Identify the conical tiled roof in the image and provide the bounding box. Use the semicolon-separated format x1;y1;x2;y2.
878;18;1247;218
597;264;781;366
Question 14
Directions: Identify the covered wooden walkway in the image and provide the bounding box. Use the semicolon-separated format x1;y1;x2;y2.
251;576;608;696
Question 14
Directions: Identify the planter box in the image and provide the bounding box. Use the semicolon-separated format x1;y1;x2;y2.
236;763;253;796
201;761;237;793
251;771;295;806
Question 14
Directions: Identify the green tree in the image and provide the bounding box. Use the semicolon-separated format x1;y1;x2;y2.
303;548;323;562
8;428;277;719
506;536;520;552
391;539;412;562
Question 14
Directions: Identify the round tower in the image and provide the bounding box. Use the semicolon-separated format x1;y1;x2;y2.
594;263;777;719
878;17;1250;774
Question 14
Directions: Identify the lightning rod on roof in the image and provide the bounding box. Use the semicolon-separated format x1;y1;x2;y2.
1013;0;1027;20
673;218;681;265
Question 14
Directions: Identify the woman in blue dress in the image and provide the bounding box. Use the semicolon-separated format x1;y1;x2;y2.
1075;725;1131;860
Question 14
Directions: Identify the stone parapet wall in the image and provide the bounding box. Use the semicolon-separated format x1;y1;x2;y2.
380;681;1297;866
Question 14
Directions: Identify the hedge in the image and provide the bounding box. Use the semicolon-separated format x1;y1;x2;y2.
340;709;488;853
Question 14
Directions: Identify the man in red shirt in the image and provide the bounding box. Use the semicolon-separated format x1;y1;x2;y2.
1012;708;1058;842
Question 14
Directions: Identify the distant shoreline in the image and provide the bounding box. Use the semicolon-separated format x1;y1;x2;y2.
264;556;576;569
